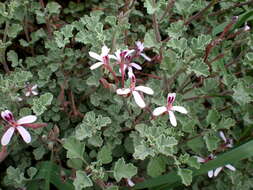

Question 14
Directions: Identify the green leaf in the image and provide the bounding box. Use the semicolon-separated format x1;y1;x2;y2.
32;93;53;115
33;146;46;160
8;23;23;38
35;161;74;190
75;111;111;140
113;158;137;182
167;38;188;53
246;52;253;61
166;21;186;39
203;133;219;151
63;137;85;160
188;59;209;77
144;30;160;49
7;50;21;67
97;145;112;164
216;118;236;129
46;2;61;15
207;109;220;124
27;167;37;179
147;156;166;177
73;170;93;190
144;0;160;14
134;139;253;189
232;82;252;105
191;34;212;51
177;168;192;186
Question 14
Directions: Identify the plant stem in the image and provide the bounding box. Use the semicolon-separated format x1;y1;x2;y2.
184;0;218;25
159;0;175;22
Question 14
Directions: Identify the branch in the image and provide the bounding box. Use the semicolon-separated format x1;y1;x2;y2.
208;0;253;17
184;0;218;25
159;0;175;22
152;0;161;43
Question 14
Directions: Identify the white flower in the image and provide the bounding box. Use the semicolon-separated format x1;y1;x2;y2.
135;41;151;61
116;75;153;108
1;110;37;146
196;154;236;178
153;93;187;126
25;84;38;97
112;49;142;78
219;131;233;148
89;45;113;70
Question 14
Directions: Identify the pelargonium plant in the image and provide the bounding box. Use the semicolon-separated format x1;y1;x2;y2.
0;0;252;190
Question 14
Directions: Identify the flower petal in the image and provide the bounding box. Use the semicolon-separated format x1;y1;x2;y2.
208;170;214;178
32;90;38;96
219;131;227;143
195;156;205;163
125;49;135;57
127;179;135;187
25;91;31;97
214;167;223;177
16;126;31;143
130;63;142;70
89;52;102;61
116;88;131;95
101;45;110;57
135;41;144;52
1;110;14;122
153;106;167;116
90;62;104;70
168;111;177;126
135;86;154;95
1;127;15;146
140;53;151;61
225;164;236;171
31;84;38;90
167;93;176;105
132;91;146;108
17;115;37;124
171;106;188;114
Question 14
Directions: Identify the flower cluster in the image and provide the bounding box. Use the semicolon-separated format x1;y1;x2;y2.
89;42;188;127
196;131;236;178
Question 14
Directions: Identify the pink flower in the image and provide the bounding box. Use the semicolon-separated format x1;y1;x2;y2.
1;110;37;146
196;154;236;178
153;93;187;126
116;75;153;108
89;45;113;70
135;41;151;61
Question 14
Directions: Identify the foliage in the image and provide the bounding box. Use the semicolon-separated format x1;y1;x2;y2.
0;0;253;190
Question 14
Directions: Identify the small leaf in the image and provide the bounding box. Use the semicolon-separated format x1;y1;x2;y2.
113;158;137;182
203;134;219;151
246;52;253;61
232;82;252;105
63;137;85;160
46;2;61;15
27;167;37;179
73;170;93;189
207;109;220;124
177;168;192;186
217;118;236;129
188;59;209;77
147;156;166;177
97;145;112;164
32;93;53;115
